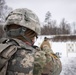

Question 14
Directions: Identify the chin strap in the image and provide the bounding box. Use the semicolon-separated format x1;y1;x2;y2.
21;34;33;45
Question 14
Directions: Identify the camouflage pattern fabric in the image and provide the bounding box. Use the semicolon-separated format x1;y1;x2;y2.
40;39;62;75
6;38;35;75
42;52;62;75
0;62;8;75
33;47;46;75
5;8;41;35
40;39;53;53
5;38;47;75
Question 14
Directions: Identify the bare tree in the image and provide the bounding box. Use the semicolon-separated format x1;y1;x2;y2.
41;11;55;35
59;18;71;34
44;11;51;25
72;22;76;34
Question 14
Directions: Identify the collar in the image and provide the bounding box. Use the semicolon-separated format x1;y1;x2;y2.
11;38;35;51
25;42;33;46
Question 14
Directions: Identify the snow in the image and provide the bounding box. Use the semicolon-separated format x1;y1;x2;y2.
60;57;76;75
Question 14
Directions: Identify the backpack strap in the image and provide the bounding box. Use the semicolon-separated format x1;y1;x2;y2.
0;38;9;44
0;43;17;71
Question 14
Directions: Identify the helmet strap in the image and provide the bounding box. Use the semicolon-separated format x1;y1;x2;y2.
21;34;33;45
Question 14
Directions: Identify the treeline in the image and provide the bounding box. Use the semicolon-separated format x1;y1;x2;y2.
41;11;76;35
0;0;76;38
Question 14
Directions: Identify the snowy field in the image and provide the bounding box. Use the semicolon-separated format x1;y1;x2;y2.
60;57;76;75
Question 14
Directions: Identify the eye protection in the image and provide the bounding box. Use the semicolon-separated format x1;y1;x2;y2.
6;27;27;37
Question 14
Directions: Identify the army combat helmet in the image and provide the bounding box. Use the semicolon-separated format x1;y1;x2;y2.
4;8;41;37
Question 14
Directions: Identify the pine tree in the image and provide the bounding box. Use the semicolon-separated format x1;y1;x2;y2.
44;11;51;25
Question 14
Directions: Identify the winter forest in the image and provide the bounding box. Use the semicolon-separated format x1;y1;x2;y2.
0;0;76;38
0;0;76;75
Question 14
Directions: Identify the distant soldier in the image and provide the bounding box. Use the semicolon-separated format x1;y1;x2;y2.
40;37;62;75
40;37;51;50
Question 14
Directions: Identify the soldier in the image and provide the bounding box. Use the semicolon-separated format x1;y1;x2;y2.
40;37;51;50
0;8;44;75
0;8;62;75
40;37;62;75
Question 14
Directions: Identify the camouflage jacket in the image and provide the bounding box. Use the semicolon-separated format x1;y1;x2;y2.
0;38;62;75
1;38;46;75
5;38;34;75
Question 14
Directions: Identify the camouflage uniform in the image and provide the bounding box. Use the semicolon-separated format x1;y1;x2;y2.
1;8;46;75
6;38;35;75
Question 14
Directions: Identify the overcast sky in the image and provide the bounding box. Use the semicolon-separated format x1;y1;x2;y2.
5;0;76;24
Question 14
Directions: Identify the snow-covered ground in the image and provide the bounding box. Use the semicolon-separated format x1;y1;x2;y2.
60;57;76;75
